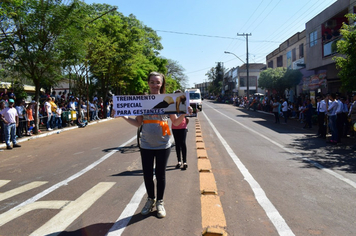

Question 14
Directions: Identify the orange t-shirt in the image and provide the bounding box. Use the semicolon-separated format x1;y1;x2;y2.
26;108;33;121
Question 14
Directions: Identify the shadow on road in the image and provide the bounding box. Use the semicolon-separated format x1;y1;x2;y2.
221;102;356;173
289;134;356;174
58;222;113;236
102;144;140;154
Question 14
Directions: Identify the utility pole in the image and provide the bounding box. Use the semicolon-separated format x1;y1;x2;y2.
237;33;251;97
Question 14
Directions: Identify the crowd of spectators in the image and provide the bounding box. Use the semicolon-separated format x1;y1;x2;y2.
0;88;113;144
214;92;356;147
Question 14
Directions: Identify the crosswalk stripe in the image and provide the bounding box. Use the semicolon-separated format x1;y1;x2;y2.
0;181;48;202
0;201;69;227
30;182;115;236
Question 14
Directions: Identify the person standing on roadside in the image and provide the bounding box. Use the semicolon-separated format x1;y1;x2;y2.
0;100;6;142
348;93;356;149
50;97;57;129
281;98;288;124
272;98;280;124
44;97;53;131
26;101;35;136
16;99;27;138
316;96;327;138
120;72;192;218
327;93;338;144
172;90;189;170
0;99;21;150
335;94;344;143
303;99;313;129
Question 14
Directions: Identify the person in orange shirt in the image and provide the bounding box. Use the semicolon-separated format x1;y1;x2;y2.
26;101;35;136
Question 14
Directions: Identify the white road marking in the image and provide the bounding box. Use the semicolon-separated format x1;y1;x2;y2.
0;201;70;227
73;151;84;155
0;180;11;188
0;181;48;202
30;182;115;236
6;136;136;212
106;182;146;236
202;108;295;236
207;103;356;189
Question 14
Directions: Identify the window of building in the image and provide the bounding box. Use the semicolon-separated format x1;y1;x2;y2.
268;60;273;68
277;55;283;67
240;77;245;87
299;44;304;58
249;76;257;87
292;48;296;61
310;31;317;47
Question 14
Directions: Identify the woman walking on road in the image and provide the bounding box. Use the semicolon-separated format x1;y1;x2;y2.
172;90;189;170
121;72;192;218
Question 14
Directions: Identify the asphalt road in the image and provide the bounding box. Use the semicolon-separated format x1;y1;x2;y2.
0;100;355;236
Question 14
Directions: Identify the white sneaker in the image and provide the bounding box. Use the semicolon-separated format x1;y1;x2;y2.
47;128;53;131
156;200;166;218
141;198;155;215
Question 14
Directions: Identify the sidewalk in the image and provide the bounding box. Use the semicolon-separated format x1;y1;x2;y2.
0;118;113;150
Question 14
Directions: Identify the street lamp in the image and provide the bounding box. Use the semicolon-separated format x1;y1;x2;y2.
224;51;245;64
224;51;247;96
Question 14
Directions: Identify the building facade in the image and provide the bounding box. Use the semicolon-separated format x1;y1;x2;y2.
266;31;308;97
305;0;355;94
266;0;356;99
238;63;266;96
194;81;210;98
223;67;238;96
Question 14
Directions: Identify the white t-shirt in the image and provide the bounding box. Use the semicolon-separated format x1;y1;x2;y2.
89;102;96;112
56;108;62;118
16;105;25;119
282;101;288;112
0;107;18;124
44;101;52;114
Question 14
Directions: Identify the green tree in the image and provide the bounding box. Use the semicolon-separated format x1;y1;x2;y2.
259;68;301;96
85;8;167;98
0;0;81;133
205;62;224;96
166;59;188;90
334;13;356;91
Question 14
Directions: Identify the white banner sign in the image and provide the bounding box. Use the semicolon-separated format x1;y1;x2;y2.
113;92;190;117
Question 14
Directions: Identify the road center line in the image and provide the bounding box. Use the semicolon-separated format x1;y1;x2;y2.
6;136;137;212
202;108;295;236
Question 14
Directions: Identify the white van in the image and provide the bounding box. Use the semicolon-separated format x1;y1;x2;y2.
186;88;202;112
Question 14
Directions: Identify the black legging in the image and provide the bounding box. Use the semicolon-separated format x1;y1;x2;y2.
172;129;187;163
140;148;171;201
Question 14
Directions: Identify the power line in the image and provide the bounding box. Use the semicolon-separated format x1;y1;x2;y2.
250;0;282;33
185;0;341;82
156;29;280;43
242;0;274;35
252;0;336;54
156;30;244;40
238;0;264;35
226;0;277;53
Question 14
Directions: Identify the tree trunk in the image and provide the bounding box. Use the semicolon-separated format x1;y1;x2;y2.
33;80;41;134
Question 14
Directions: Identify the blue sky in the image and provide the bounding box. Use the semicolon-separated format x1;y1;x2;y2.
84;0;337;88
